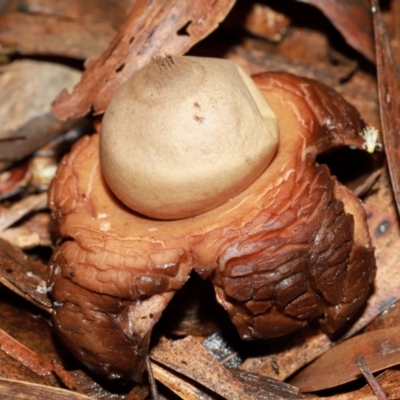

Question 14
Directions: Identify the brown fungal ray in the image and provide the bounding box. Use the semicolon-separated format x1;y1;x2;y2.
48;72;376;381
210;72;376;339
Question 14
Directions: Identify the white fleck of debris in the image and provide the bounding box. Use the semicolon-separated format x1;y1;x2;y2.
386;93;391;103
36;284;47;294
53;301;64;307
99;220;111;232
46;282;55;293
148;227;158;232
371;5;376;12
97;213;111;231
26;271;36;278
359;126;383;153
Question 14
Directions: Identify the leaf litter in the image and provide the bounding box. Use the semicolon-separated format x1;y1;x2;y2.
1;0;400;398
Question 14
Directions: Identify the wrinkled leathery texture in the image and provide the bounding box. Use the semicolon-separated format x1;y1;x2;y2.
48;72;376;381
211;72;376;339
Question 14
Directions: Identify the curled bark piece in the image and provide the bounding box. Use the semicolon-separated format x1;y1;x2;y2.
51;0;236;120
48;72;376;380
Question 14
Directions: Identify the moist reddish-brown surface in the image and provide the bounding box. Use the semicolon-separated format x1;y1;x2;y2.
48;72;376;381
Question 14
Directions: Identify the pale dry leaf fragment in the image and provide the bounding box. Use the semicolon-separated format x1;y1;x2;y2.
0;377;93;400
150;336;256;400
151;362;214;400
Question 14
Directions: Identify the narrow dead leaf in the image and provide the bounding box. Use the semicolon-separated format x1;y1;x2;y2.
371;0;400;219
151;336;256;400
0;238;52;312
0;378;93;400
151;362;215;400
52;0;236;120
230;370;306;399
290;326;400;392
0;329;53;377
0;350;56;387
296;0;374;62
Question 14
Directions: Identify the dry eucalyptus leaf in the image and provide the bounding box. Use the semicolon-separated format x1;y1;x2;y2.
0;329;53;377
0;60;81;170
295;0;374;62
230;370;306;399
241;326;331;380
0;301;59;386
151;362;215;400
52;0;236;120
54;368;147;399
0;350;56;387
290;326;400;392
0;238;52;312
0;0;131;59
0;378;93;400
371;0;400;219
151;336;256;400
324;369;400;400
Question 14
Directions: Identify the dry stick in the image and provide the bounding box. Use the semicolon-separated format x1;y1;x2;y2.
145;356;159;400
355;356;388;400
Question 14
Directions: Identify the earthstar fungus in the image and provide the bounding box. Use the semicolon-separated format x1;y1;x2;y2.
48;56;376;381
